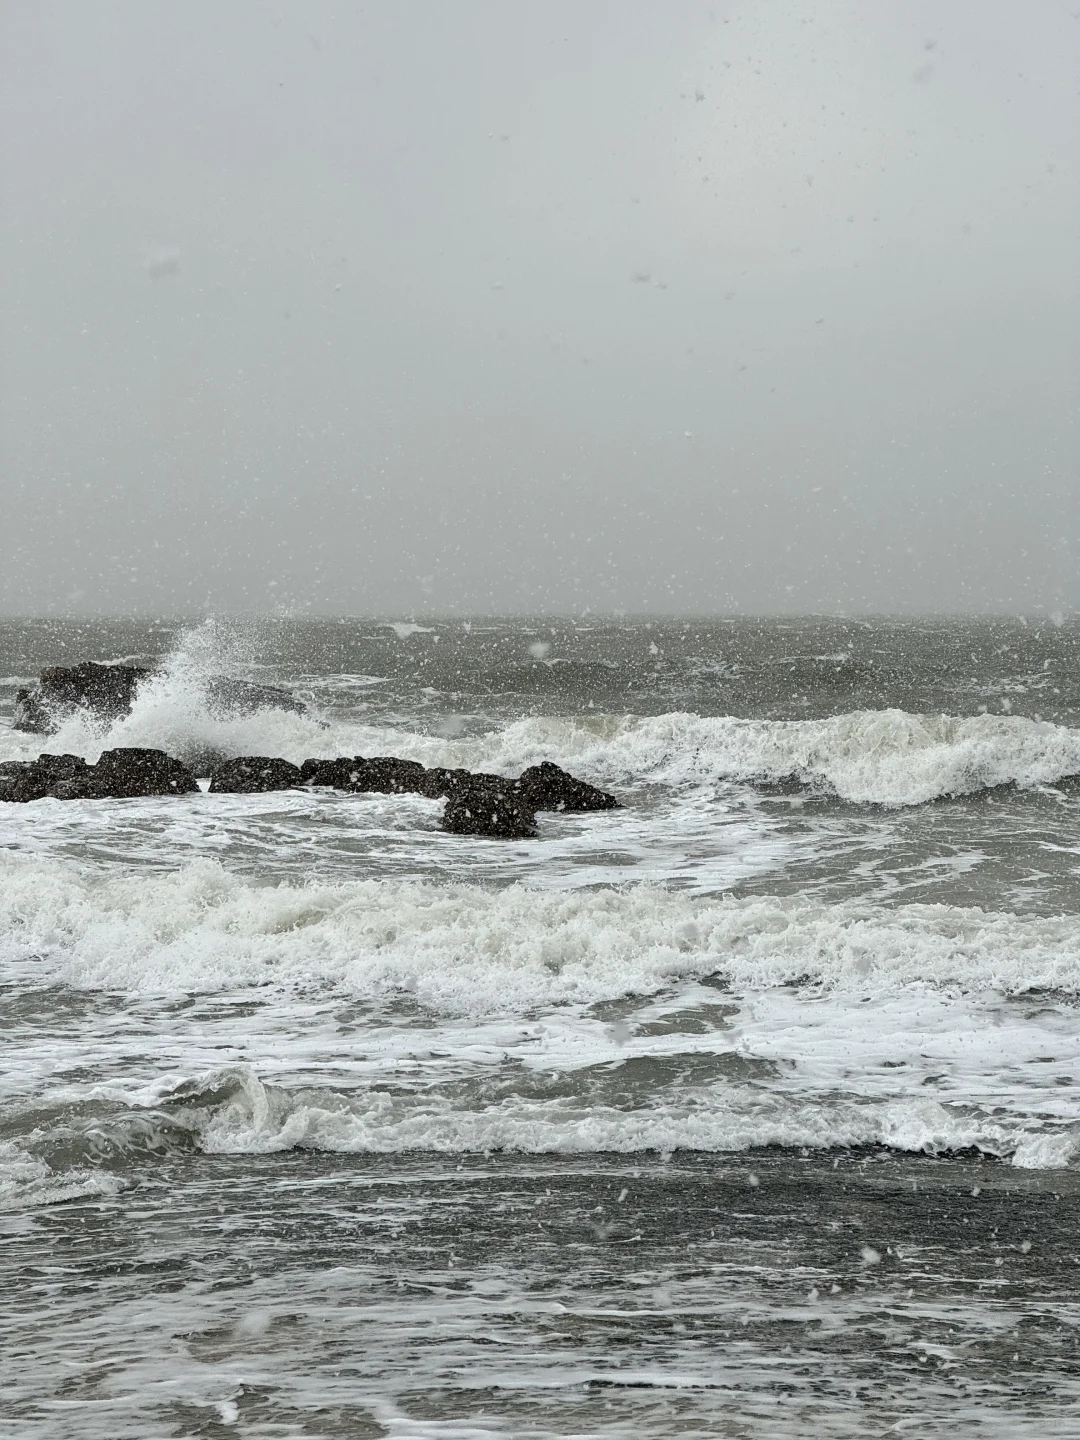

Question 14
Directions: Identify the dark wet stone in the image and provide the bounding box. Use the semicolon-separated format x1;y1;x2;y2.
301;756;431;795
353;757;430;794
300;756;370;789
203;676;306;718
441;779;538;839
753;772;811;796
515;761;619;813
13;661;306;735
0;748;196;801
13;663;151;734
81;748;199;799
0;760;31;800
297;756;617;833
1;754;92;802
416;766;480;799
208;757;303;793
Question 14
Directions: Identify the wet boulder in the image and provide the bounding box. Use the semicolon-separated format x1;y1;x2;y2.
203;676;307;718
515;761;619;813
301;756;430;795
0;754;92;802
0;760;31;801
13;661;307;735
440;778;538;839
417;766;481;799
299;756;367;788
14;663;151;734
208;757;303;793
0;748;196;800
354;757;429;794
82;748;199;798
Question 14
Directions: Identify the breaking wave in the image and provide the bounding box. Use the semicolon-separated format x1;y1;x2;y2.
162;1067;1079;1169
2;1065;1074;1202
4;619;1080;804
6;697;1080;813
3;852;1080;1006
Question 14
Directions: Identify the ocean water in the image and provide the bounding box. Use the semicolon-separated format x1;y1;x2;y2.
1;615;1079;1437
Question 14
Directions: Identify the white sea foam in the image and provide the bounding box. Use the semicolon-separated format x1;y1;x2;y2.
449;708;1080;807
5;685;1079;806
4;855;1078;1173
0;1138;122;1211
50;1065;1063;1170
384;622;434;638
3;853;1079;1006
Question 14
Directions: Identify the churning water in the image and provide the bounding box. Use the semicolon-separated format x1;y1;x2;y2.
2;616;1078;1436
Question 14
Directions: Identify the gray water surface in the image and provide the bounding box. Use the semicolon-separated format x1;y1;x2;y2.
2;616;1079;1437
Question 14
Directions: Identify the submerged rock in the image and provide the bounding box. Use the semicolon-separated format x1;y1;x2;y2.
203;676;306;719
13;661;306;735
515;761;619;812
209;757;303;793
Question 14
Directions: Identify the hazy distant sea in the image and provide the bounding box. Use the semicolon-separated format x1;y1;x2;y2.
2;615;1079;1437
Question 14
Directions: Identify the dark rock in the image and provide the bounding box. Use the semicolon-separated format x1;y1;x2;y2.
83;748;199;799
0;760;31;800
0;746;619;826
1;754;92;802
13;662;306;735
0;748;196;801
301;756;430;795
300;756;370;789
14;663;151;734
515;761;619;812
12;690;54;735
441;778;538;839
416;766;480;799
297;754;618;835
204;676;306;718
209;757;303;793
0;761;28;776
354;757;429;794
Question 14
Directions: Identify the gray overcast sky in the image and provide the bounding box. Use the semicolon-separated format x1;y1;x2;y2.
1;0;1077;616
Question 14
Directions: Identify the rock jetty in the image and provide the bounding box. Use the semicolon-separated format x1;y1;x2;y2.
0;747;619;839
0;748;199;801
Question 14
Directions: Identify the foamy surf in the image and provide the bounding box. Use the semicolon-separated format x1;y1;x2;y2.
4;618;1080;1439
0;1155;120;1212
4;854;1080;1004
162;1069;1080;1168
3;853;1078;1176
6;698;1080;809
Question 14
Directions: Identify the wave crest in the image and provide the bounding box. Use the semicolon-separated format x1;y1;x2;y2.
3;854;1079;1006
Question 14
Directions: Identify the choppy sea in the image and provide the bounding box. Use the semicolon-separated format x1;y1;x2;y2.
2;615;1079;1437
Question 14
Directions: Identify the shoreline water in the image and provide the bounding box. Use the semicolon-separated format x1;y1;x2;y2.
4;1149;1078;1437
2;616;1078;1434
